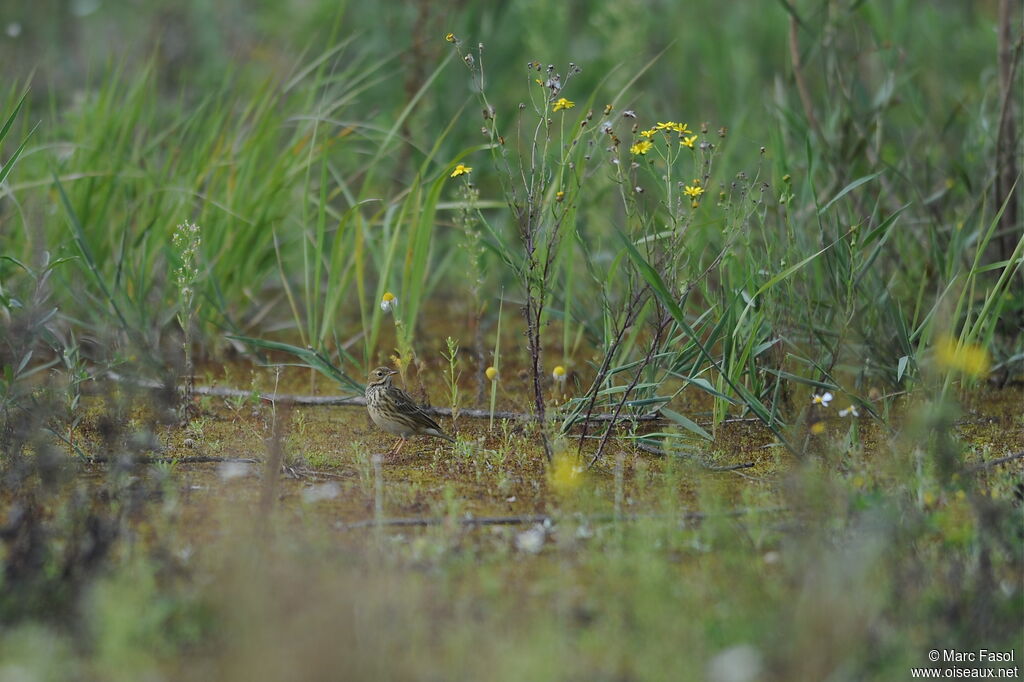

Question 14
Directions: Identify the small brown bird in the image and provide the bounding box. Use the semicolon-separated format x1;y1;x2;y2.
365;367;455;456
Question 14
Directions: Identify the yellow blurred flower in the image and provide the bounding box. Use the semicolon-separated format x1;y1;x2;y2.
683;184;705;198
935;334;990;378
549;450;584;494
681;135;697;148
380;291;397;313
672;122;692;134
810;421;826;435
552;97;575;112
639;128;657;138
630;140;653;155
485;366;498;381
444;32;456;43
654;121;676;131
450;163;472;178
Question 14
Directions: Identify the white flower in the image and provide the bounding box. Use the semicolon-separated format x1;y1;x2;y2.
380;291;398;313
811;392;833;407
839;405;860;418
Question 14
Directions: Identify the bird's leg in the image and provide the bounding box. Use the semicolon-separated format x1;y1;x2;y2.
383;437;406;461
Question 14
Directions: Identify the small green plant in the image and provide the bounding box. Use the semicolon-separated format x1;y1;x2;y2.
171;220;202;422
487;299;503;431
442;336;461;426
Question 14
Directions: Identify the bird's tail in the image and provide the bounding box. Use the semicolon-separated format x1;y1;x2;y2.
430;429;456;443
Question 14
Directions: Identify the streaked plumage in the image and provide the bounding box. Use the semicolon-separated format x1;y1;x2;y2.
365;367;454;455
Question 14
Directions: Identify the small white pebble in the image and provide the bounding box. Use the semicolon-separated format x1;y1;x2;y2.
302;482;340;504
217;462;252;481
514;525;546;554
707;644;763;682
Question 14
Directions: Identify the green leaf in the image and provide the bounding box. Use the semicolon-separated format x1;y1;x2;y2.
817;172;881;215
661;408;713;441
227;335;363;393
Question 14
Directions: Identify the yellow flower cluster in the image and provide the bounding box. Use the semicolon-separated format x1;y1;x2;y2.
655;121;691;134
450;163;472;178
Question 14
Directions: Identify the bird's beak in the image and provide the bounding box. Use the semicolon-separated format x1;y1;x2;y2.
387;369;399;376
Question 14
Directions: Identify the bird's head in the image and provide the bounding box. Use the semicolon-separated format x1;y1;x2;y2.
367;366;398;387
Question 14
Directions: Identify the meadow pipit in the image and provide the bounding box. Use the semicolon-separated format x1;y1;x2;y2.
365;367;454;456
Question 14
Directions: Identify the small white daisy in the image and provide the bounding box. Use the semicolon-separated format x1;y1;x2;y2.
811;392;833;407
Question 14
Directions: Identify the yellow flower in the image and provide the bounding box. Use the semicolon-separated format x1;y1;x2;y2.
923;491;937;507
680;135;697;148
380;291;397;313
810;421;826;435
548;450;584;494
450;163;472;178
630;140;653;155
639;129;657;138
672;122;692;134
935;334;990;378
654;121;676;131
552;365;566;381
444;32;456;43
683;184;705;198
552;97;575;112
485;366;498;381
555;191;565;202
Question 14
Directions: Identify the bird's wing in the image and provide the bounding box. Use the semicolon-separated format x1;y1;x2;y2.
391;386;446;432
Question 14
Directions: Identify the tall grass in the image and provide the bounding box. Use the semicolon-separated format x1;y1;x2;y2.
0;0;1017;444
